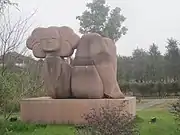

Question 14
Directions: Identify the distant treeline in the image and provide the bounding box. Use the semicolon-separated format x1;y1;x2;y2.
117;38;180;96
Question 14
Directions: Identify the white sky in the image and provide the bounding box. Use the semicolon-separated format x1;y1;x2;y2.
12;0;180;56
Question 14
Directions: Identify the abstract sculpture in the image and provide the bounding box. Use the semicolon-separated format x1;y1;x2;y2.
26;26;124;99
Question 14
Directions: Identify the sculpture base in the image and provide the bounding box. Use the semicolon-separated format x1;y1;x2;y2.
20;97;136;124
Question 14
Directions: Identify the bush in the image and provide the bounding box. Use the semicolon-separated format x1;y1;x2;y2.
0;67;44;119
75;102;139;135
170;98;180;133
171;99;180;123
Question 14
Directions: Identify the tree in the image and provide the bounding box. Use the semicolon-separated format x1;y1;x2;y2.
76;0;127;42
165;38;180;81
117;56;133;82
0;6;40;121
132;48;148;82
149;43;160;57
0;0;17;15
0;7;36;73
147;43;164;82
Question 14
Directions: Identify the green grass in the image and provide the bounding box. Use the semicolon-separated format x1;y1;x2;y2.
137;109;179;135
1;101;180;135
11;125;74;135
136;100;180;135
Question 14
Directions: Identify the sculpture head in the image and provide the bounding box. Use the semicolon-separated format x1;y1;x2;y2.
26;26;80;58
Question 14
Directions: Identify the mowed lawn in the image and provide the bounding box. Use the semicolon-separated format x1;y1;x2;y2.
3;100;180;135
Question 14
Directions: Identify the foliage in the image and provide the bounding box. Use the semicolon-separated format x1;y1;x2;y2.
171;98;180;131
117;38;180;83
165;38;180;81
120;82;180;97
76;0;127;42
117;38;180;96
0;120;74;135
0;120;47;135
0;2;38;121
75;103;139;135
0;66;44;119
0;61;44;133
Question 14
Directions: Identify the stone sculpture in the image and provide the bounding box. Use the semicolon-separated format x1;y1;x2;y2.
72;33;124;98
27;26;80;98
26;26;124;99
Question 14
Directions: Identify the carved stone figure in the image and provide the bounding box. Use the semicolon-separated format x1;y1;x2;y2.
26;26;124;99
72;33;124;98
26;26;80;57
26;26;80;98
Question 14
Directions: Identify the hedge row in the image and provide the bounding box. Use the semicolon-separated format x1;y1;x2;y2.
119;82;180;97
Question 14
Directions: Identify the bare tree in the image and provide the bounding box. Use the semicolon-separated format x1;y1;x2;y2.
0;8;36;69
0;0;18;15
0;7;43;120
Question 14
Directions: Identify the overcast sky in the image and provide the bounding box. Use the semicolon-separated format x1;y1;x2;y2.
13;0;180;56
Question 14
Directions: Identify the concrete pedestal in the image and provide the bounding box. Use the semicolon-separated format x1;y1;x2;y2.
20;97;136;124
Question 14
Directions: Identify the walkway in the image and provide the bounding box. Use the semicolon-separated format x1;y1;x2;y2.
136;98;178;111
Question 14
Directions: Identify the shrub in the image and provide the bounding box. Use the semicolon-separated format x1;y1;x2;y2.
75;102;139;135
0;67;44;119
171;98;180;123
170;98;180;133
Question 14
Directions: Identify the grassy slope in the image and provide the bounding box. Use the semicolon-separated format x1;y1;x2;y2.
4;101;180;135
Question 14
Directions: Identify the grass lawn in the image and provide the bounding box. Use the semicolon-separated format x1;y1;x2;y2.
1;100;180;135
11;125;75;135
138;109;179;135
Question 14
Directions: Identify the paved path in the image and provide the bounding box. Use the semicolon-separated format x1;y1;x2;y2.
136;99;178;111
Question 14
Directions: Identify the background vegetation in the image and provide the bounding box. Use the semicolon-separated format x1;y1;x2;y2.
0;0;180;135
76;0;180;97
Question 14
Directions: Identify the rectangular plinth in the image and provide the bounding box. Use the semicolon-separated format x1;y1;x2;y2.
20;97;136;124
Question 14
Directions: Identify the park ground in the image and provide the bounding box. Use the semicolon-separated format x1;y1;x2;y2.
1;99;180;135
